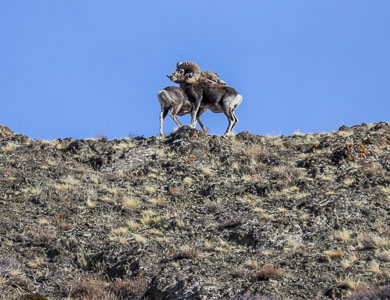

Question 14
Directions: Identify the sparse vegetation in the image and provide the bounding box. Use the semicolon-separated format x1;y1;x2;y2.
0;123;389;299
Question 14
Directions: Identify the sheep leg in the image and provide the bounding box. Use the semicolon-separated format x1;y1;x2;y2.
160;109;169;136
170;105;184;128
190;98;202;129
196;108;207;132
230;111;239;132
223;107;235;135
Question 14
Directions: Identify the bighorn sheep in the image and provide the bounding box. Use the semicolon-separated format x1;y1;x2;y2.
158;69;226;136
168;61;242;135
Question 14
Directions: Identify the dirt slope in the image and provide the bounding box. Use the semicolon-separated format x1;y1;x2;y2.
0;123;389;299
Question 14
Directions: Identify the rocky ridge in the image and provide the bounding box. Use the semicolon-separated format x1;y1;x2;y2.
0;123;389;299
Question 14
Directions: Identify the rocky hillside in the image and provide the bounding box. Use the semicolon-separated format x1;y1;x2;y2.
0;123;390;300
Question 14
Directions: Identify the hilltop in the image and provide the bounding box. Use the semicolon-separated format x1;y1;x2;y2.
0;123;389;299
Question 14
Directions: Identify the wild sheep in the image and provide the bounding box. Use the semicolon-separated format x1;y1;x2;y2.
168;61;242;135
158;69;226;136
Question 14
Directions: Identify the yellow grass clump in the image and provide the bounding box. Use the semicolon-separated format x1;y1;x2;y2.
122;197;140;209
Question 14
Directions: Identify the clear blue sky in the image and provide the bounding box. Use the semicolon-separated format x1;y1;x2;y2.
1;1;389;139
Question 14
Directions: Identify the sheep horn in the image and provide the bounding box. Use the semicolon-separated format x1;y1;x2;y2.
177;61;201;83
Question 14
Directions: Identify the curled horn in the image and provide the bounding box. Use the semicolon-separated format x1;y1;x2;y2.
177;61;201;83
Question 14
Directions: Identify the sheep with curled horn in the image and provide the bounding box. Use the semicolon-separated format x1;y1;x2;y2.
168;61;242;135
158;69;225;136
176;62;227;85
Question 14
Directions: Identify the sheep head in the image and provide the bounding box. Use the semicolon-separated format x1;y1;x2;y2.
168;61;201;84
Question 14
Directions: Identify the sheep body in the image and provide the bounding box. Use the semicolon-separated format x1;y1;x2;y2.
169;62;242;135
158;70;225;136
158;86;206;136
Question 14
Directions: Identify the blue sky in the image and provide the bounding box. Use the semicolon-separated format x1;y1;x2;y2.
1;1;389;139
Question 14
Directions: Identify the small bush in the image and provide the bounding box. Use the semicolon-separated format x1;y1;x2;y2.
347;285;390;300
109;277;149;300
252;264;284;281
69;277;117;300
21;294;48;300
173;246;198;260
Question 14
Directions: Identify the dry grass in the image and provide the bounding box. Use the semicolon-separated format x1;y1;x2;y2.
8;269;22;276
380;186;390;196
144;186;156;195
122;197;140;209
133;234;147;244
343;178;355;186
299;214;310;221
1;142;19;152
253;207;264;213
112;141;135;150
0;275;6;286
362;234;390;249
376;250;390;262
319;175;334;181
218;238;229;248
324;249;345;261
140;210;162;225
368;260;380;273
146;228;162;236
260;251;272;257
89;175;100;184
147;172;158;179
147;198;164;205
38;218;49;225
25;186;43;196
86;198;96;208
175;218;185;228
157;148;165;157
111;227;129;236
62;175;81;185
199;166;213;177
336;228;352;241
277;207;287;213
56;143;68;150
242;174;252;182
204;240;213;249
183;177;193;186
293;131;303;136
336;276;366;291
287;240;305;250
215;247;228;253
246;259;259;269
336;130;354;138
107;187;120;195
126;220;141;231
341;259;352;269
52;183;75;191
101;195;115;203
117;170;126;178
231;162;240;171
